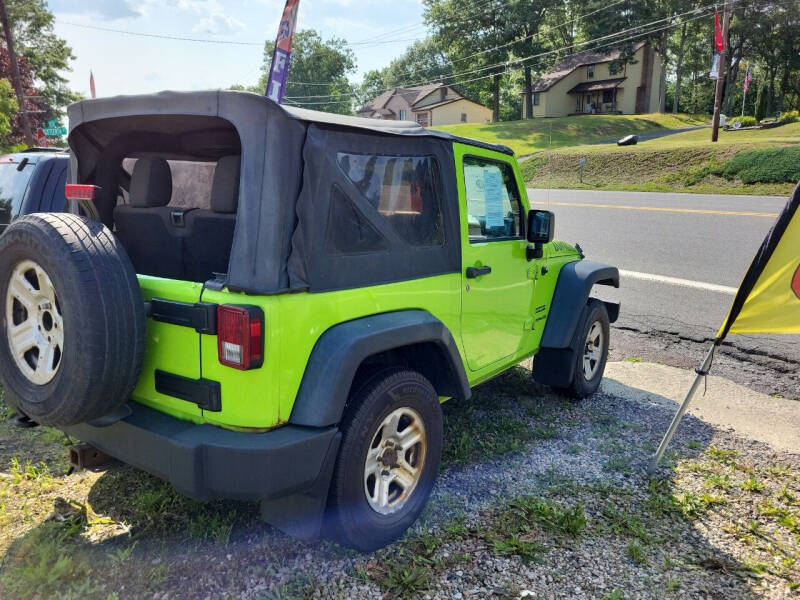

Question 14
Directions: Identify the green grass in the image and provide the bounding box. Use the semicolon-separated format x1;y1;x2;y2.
434;113;707;156
521;121;800;196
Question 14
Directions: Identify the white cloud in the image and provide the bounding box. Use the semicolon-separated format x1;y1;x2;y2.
193;11;246;35
49;0;141;20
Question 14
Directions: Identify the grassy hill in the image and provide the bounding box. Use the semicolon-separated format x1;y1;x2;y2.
434;113;707;156
521;122;800;196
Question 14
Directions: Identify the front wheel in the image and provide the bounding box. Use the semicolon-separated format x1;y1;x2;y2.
327;368;442;551
554;299;610;399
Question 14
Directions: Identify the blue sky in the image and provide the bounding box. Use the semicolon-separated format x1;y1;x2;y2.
48;0;427;98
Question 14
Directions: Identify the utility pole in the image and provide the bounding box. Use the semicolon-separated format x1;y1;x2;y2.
0;0;34;147
711;0;732;142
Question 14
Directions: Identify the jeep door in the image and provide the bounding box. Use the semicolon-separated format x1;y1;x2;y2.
456;146;536;372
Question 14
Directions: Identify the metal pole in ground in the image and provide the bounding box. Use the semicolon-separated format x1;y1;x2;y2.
711;0;732;142
649;343;717;472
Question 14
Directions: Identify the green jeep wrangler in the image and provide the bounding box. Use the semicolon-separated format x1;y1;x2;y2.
0;91;619;551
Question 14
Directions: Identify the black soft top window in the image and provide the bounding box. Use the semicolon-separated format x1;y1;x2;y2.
0;160;35;225
333;153;444;251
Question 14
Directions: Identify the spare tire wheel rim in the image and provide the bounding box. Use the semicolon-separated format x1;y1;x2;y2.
364;406;427;515
6;260;64;385
582;320;603;381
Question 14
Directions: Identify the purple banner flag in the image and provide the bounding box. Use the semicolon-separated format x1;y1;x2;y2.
266;0;299;103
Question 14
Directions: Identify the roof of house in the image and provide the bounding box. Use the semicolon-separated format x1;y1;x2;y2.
531;41;646;93
567;77;627;94
357;83;452;114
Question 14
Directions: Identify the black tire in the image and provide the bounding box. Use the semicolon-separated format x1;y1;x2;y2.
0;214;146;426
327;368;443;551
554;299;610;399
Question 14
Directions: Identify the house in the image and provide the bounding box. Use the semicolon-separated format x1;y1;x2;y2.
523;41;663;118
357;83;493;126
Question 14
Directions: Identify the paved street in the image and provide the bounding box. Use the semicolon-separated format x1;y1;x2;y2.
530;188;800;395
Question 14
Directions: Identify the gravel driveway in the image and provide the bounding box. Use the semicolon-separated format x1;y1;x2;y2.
1;362;798;599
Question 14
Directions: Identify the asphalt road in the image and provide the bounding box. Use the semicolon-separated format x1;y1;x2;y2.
529;188;800;395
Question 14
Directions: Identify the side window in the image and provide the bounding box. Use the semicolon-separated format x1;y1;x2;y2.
463;157;522;243
326;185;388;254
333;152;444;252
0;161;35;225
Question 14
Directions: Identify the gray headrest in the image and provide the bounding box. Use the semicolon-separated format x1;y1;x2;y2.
130;158;172;208
210;155;240;214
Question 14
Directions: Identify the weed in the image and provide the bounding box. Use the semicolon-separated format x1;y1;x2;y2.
741;476;766;493
108;541;138;567
605;456;632;473
704;473;732;490
378;565;431;599
685;440;703;450
623;356;643;363
627;541;647;564
601;591;624;600
492;535;546;562
707;446;740;463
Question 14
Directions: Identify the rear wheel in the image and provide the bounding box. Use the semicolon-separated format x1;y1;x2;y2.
327;368;442;551
554;299;610;399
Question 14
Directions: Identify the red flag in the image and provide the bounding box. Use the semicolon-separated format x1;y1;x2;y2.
90;70;96;99
714;10;725;52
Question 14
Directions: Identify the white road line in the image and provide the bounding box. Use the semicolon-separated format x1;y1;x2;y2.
619;269;737;295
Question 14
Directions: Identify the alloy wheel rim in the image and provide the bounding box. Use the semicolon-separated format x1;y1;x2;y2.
582;321;603;380
5;260;64;385
364;406;427;515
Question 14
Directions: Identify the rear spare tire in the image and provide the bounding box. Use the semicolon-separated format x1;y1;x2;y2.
0;213;146;426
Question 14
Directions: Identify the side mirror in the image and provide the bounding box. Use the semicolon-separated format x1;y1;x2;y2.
527;209;554;244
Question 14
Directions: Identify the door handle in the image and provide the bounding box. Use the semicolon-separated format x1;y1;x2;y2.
466;265;492;278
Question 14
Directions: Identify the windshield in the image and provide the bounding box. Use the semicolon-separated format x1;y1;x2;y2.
0;160;35;226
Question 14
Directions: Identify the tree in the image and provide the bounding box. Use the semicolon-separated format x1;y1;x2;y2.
0;77;17;149
754;78;768;121
4;0;78;116
425;0;517;121
256;29;356;115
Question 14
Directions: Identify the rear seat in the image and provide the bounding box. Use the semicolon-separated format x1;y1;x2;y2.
114;156;240;282
184;155;240;283
114;158;184;279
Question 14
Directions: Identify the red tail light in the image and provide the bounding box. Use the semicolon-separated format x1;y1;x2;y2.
65;184;97;201
217;305;264;370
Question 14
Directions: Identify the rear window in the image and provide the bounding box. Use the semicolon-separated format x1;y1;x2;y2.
332;153;444;251
0;161;35;223
120;158;216;209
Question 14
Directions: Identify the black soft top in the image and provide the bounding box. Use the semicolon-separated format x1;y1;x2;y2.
67;90;511;155
67;90;509;295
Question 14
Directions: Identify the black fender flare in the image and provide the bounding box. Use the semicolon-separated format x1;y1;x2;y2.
534;260;619;388
540;259;619;349
289;310;470;428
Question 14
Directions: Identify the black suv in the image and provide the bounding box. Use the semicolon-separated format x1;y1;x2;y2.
0;149;68;234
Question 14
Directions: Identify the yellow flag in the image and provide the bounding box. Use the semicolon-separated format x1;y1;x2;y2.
718;183;800;338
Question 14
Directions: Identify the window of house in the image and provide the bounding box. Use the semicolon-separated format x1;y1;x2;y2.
609;62;620;75
587;64;595;78
416;113;429;127
440;88;447;101
332;153;445;251
462;156;522;243
460;113;467;122
602;89;615;104
533;92;540;106
399;109;407;121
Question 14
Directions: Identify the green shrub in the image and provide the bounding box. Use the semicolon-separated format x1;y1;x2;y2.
722;146;800;184
729;115;757;128
780;110;799;124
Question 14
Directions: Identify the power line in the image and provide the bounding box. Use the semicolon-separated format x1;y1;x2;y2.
286;2;719;102
285;5;721;107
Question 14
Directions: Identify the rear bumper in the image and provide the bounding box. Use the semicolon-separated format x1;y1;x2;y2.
63;402;340;502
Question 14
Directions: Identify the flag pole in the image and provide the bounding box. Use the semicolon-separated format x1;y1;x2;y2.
741;88;746;117
649;342;718;472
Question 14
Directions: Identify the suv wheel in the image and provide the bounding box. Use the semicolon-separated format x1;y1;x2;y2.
554;299;610;399
327;368;442;551
0;214;146;426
